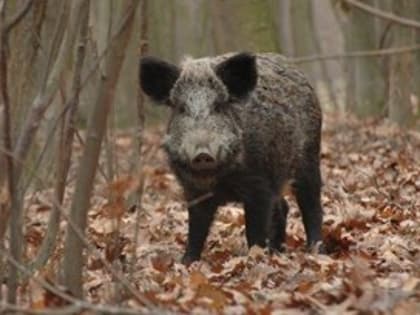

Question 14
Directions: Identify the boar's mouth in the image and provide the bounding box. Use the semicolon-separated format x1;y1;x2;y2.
175;160;220;178
165;142;244;188
189;167;219;178
170;158;228;182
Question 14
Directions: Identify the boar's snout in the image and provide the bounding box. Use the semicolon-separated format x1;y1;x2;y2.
178;129;225;173
191;151;217;171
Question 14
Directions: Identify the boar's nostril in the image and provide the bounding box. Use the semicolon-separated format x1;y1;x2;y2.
191;152;216;171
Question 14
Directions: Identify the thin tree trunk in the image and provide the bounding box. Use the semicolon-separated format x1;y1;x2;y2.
290;0;320;81
2;0;81;301
225;0;279;52
9;0;46;145
310;1;339;110
272;0;292;55
342;0;385;116
0;0;34;303
0;1;17;304
104;0;116;184
28;0;90;276
388;0;416;126
13;0;71;184
136;0;148;160
62;0;139;297
129;0;148;281
210;0;237;54
413;2;420;123
0;1;13;244
0;107;7;242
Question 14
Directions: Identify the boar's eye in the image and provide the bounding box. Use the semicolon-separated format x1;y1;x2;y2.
214;100;227;113
173;102;186;114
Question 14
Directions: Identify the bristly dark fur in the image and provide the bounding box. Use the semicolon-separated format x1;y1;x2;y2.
139;52;324;265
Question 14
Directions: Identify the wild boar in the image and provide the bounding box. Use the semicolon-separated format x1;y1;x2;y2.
139;52;324;264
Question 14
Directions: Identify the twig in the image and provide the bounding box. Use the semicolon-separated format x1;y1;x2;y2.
187;192;214;207
55;181;155;307
21;0;138;190
27;0;91;278
293;293;327;312
2;3;70;301
343;0;420;30
1;303;82;315
6;1;138;283
61;0;146;301
0;247;152;315
0;146;155;309
13;0;70;184
356;167;404;210
288;43;420;64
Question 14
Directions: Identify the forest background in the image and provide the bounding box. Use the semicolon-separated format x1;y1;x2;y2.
0;0;419;314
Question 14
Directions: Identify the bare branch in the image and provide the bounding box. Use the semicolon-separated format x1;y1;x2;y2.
0;146;155;309
343;0;420;30
0;248;154;315
1;303;82;315
61;0;144;300
288;43;420;64
27;0;91;276
187;192;214;207
9;0;139;196
13;0;145;182
0;302;163;315
13;0;71;183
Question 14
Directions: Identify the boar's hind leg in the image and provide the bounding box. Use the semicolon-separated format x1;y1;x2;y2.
182;198;218;265
295;161;324;252
269;198;289;252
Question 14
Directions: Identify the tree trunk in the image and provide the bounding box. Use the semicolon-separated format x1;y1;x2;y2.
61;0;139;298
271;0;293;56
289;0;320;81
387;0;416;126
28;0;90;276
341;0;385;116
224;0;280;52
310;1;339;110
210;0;237;54
413;2;420;124
0;0;34;303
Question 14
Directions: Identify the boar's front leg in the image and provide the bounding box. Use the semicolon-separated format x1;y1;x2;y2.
243;185;275;249
182;197;218;265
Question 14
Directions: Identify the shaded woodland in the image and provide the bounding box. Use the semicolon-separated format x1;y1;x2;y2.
0;0;419;314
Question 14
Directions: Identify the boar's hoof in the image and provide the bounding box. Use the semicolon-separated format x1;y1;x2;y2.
181;253;200;266
268;243;286;255
307;241;326;254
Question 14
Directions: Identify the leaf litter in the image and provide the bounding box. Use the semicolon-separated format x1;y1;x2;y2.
21;115;419;314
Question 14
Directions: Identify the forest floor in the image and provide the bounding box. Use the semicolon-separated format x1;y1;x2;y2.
22;114;419;314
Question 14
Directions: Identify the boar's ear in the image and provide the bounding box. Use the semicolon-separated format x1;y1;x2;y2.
215;52;257;99
139;56;180;104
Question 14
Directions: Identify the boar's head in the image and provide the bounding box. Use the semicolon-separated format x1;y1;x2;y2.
139;53;257;191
